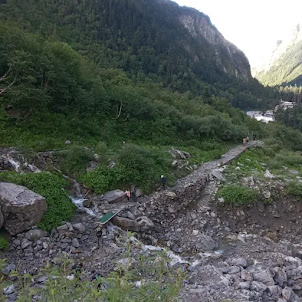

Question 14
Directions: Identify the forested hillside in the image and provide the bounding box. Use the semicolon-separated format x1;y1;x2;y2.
255;24;302;87
0;0;280;109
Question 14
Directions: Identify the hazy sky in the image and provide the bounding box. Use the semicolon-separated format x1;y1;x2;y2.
173;0;302;68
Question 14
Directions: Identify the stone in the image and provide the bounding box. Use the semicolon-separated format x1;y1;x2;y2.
263;191;271;199
289;169;299;176
229;257;248;268
1;264;16;275
65;140;71;145
268;286;282;298
211;169;225;181
42;242;49;249
264;170;274;179
3;284;15;295
25;229;47;241
194;234;217;252
72;223;86;233
282;287;294;301
0;182;47;235
0;206;3;229
273;267;287;287
102;190;125;204
136;216;154;231
241;269;253;281
111;216;139;231
86;161;98;172
238;281;250;290
170;148;191;159
21;239;31;250
192;230;199;236
250;281;267;292
72;238;80;248
253;270;274;286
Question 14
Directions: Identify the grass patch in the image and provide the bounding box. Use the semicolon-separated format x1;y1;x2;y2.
0;172;76;231
286;182;302;199
217;184;259;205
0;236;9;250
79;143;175;194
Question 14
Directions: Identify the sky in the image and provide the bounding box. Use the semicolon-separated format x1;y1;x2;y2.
173;0;302;68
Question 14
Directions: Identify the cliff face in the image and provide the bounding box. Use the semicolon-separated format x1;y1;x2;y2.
178;10;251;81
255;24;302;86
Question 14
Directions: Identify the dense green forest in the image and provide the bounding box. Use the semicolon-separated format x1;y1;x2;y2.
0;0;283;110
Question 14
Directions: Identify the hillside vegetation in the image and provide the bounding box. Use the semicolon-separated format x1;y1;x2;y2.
0;0;281;110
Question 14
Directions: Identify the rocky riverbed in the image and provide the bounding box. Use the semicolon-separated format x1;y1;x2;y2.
2;142;302;301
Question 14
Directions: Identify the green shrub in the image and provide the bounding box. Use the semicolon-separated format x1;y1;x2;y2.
217;184;259;205
0;172;76;231
286;182;302;198
0;236;9;250
56;146;95;176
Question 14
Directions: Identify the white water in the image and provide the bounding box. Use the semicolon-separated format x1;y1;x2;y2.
70;197;96;217
7;156;22;173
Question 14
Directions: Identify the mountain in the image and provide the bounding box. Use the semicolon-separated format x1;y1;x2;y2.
0;0;277;110
255;24;302;86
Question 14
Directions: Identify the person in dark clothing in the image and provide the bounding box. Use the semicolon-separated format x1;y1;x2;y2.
131;185;137;202
161;175;167;190
253;134;256;141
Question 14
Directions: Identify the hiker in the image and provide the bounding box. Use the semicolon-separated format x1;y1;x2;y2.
243;137;247;146
161;175;167;190
253;134;256;141
246;135;250;143
124;190;130;201
131;185;137;202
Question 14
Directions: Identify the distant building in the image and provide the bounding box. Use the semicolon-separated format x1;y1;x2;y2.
275;100;296;111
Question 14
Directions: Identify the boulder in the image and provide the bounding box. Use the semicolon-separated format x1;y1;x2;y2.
211;169;225;181
170;148;191;159
25;229;47;241
111;216;139;231
102;190;125;204
136;216;154;231
0;206;3;229
253;270;274;286
194;234;217;252
0;183;47;235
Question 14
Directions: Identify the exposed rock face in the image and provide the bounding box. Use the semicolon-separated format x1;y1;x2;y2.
102;190;125;204
178;10;251;81
0;206;4;229
0;182;47;235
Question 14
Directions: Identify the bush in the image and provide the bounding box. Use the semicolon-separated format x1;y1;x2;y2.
56;146;95;176
286;182;302;198
217;184;259;205
0;172;76;231
0;236;9;250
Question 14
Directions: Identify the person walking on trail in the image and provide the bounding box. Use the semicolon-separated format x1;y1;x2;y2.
161;175;167;190
243;137;247;146
124;190;130;201
246;135;250;143
131;185;137;202
253;134;256;141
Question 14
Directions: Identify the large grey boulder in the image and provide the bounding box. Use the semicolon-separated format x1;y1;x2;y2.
0;182;47;235
102;190;125;204
111;216;139;231
0;206;3;229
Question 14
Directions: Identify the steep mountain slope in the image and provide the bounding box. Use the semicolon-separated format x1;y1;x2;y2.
0;0;263;107
255;24;302;86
